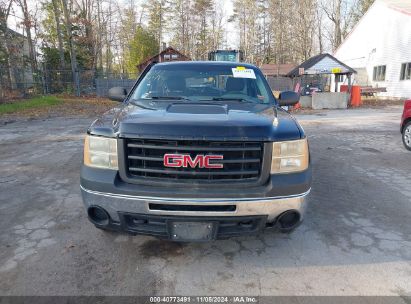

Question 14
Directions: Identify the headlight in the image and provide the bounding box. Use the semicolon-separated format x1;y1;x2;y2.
84;135;118;170
271;138;309;174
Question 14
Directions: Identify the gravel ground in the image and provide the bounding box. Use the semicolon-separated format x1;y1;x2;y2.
0;105;410;296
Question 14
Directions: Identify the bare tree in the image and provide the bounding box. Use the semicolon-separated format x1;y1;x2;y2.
209;1;224;51
2;0;376;93
0;0;12;25
61;0;79;94
15;0;37;72
321;0;357;51
51;0;65;70
144;0;169;57
0;0;14;92
170;0;192;55
316;1;324;54
295;0;316;61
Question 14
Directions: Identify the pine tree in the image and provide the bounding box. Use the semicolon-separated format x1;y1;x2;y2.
144;0;170;55
125;26;158;74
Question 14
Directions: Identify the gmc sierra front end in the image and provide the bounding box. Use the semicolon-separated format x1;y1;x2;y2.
80;61;311;242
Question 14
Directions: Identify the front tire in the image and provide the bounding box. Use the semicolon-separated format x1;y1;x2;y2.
403;122;411;151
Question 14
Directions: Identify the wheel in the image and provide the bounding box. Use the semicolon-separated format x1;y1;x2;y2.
403;122;411;151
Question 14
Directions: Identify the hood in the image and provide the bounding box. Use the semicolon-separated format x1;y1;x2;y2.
89;102;303;141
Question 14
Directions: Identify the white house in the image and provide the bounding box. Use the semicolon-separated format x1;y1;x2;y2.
334;0;411;99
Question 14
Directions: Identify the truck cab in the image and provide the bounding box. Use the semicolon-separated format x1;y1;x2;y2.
80;61;311;242
208;50;244;62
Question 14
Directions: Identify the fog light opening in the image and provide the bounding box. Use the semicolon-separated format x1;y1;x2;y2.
277;210;301;231
239;220;253;228
87;206;110;226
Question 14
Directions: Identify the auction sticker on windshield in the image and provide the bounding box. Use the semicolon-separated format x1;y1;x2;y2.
232;67;256;79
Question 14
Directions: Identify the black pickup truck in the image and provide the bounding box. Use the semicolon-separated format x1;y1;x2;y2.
80;61;311;242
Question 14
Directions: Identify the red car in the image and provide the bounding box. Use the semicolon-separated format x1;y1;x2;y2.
401;100;411;151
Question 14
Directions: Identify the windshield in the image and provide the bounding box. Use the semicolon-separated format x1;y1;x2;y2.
130;64;275;105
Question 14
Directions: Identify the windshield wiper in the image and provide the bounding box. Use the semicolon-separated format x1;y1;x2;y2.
129;97;192;107
208;97;256;103
147;96;192;101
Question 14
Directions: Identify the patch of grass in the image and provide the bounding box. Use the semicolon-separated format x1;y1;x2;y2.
0;96;62;114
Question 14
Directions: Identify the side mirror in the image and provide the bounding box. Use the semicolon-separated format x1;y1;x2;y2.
108;87;127;102
278;91;300;107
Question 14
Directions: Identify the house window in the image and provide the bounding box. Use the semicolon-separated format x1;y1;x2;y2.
373;65;386;81
400;62;411;80
164;54;171;61
171;54;179;60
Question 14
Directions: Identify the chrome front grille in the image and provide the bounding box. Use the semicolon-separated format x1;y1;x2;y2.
124;139;264;183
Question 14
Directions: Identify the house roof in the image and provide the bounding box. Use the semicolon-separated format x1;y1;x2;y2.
137;47;190;69
6;28;26;39
260;63;296;76
287;53;356;77
381;0;411;15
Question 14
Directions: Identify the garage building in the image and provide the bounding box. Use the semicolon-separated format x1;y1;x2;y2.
334;0;411;99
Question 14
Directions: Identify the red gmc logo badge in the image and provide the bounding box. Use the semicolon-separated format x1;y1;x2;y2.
163;154;224;169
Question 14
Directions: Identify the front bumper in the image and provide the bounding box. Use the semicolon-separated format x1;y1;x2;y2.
81;185;309;239
80;164;311;240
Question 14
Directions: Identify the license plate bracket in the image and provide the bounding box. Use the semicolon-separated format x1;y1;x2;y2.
168;221;217;241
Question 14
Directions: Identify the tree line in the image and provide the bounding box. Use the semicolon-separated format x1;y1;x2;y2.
230;0;374;64
0;0;375;79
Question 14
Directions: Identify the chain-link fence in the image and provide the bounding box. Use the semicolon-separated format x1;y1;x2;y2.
1;68;332;101
266;76;296;92
0;68;137;101
95;77;136;97
0;66;41;100
266;75;332;93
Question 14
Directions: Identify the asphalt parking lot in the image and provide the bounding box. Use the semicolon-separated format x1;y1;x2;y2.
0;105;410;296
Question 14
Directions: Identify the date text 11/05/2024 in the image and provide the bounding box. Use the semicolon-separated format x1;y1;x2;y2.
149;296;258;303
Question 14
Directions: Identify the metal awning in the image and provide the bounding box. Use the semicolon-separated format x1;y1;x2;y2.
287;53;356;77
